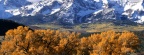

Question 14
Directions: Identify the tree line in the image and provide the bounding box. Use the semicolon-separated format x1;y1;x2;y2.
0;26;140;55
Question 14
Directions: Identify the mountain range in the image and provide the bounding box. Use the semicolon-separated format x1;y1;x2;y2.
0;0;144;25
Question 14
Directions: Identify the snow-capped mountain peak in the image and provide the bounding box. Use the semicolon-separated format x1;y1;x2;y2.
0;0;144;24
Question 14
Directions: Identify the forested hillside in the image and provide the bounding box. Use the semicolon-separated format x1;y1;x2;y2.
0;19;24;35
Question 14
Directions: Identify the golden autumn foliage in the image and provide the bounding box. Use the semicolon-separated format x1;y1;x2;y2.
0;26;140;55
87;30;140;55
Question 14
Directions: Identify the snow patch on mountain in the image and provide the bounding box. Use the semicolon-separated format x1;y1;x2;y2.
27;0;41;3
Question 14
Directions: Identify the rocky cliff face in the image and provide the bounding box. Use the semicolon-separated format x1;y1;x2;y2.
0;0;144;24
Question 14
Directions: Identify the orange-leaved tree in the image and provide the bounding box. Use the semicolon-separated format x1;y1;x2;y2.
0;26;80;55
88;30;140;55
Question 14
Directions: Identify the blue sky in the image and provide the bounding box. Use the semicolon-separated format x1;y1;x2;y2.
27;0;41;2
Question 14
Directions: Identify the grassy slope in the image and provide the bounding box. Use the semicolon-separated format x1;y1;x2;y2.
31;22;144;32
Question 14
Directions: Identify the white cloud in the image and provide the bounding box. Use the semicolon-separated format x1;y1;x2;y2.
27;0;41;3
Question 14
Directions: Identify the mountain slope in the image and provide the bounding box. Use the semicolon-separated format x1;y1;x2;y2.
0;0;31;18
0;0;144;24
0;19;25;35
